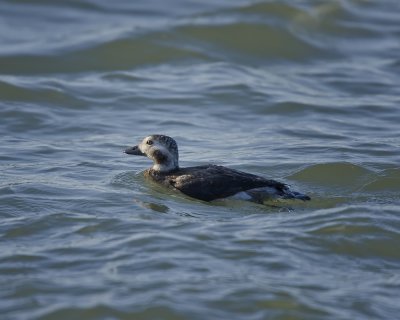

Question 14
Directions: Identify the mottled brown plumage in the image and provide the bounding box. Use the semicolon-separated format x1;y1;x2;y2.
125;135;310;202
145;164;289;202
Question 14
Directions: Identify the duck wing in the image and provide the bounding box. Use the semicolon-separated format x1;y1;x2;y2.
165;165;287;202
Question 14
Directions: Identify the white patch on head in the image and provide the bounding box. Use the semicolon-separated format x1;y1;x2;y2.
138;135;179;173
138;136;154;154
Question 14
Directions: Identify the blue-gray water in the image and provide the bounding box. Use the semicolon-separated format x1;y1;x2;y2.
1;1;400;319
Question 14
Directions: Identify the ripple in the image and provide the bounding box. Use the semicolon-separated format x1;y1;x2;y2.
1;1;400;320
289;162;376;188
0;33;209;75
0;79;83;106
177;22;326;61
296;209;400;261
360;167;400;193
39;305;188;320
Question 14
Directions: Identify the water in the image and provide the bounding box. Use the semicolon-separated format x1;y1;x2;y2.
1;0;400;319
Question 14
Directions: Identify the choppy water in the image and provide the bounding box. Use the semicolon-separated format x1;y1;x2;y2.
1;1;400;319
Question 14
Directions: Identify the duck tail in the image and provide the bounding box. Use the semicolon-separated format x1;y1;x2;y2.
244;186;310;203
283;190;311;201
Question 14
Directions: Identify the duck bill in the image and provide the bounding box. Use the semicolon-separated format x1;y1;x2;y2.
125;145;145;156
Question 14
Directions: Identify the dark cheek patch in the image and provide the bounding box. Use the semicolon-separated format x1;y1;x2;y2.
153;150;167;164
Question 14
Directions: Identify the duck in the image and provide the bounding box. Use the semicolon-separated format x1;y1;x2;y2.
125;134;310;203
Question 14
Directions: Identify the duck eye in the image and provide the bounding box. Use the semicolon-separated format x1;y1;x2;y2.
146;140;153;145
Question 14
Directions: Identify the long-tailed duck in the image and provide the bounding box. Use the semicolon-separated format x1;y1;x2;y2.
125;135;310;203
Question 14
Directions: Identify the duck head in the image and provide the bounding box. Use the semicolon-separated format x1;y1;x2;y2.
125;135;179;173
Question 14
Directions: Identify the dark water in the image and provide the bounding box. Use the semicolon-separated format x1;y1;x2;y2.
1;1;400;319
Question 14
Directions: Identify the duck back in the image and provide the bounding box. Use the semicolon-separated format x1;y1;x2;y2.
146;165;288;202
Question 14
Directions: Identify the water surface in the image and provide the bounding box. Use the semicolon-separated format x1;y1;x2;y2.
1;1;400;319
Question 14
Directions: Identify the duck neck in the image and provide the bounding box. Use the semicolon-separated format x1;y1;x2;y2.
151;149;179;173
152;162;178;173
